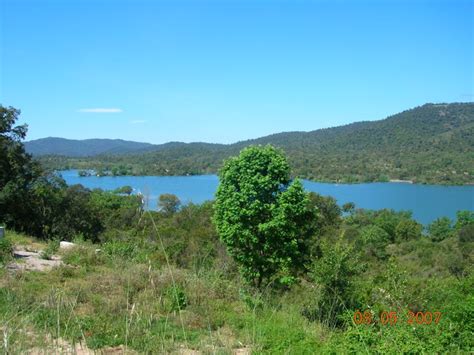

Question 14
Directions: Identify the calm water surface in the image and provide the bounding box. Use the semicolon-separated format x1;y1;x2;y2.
59;170;473;225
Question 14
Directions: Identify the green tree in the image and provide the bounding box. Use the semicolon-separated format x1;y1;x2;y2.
213;145;315;287
358;225;390;259
158;194;181;215
307;192;341;233
458;224;474;244
455;210;474;230
60;184;104;241
90;189;142;232
113;185;133;195
454;211;474;246
0;106;42;231
373;209;412;242
428;217;453;242
342;202;355;214
395;219;422;242
0;105;114;241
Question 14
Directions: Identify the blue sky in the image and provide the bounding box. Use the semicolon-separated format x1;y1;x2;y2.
1;0;472;144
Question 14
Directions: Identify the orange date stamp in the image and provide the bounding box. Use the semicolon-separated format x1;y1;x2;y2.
353;310;442;326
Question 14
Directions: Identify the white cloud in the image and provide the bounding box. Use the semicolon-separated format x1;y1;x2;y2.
130;119;147;124
78;108;123;113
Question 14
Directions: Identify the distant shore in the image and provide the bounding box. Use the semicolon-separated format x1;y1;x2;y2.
388;179;414;184
58;169;474;187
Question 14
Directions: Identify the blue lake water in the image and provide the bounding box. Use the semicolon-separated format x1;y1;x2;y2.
59;170;473;225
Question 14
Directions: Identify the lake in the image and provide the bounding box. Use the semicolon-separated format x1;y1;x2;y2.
59;170;473;225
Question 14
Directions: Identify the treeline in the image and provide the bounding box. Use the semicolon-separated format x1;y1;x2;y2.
37;102;474;184
0;106;142;241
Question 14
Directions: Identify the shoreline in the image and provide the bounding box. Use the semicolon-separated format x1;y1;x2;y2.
58;170;474;187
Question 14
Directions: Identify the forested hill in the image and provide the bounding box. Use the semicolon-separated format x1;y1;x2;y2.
37;103;474;184
25;137;154;157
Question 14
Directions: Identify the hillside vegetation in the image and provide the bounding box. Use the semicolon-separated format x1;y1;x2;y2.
1;105;473;353
1;205;473;353
36;103;474;184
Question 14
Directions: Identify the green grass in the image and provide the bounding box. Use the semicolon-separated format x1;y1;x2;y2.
4;229;45;253
0;237;254;352
0;237;325;353
0;238;13;265
1;231;472;353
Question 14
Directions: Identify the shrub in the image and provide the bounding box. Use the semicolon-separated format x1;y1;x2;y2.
158;194;181;214
428;217;454;242
102;240;140;261
0;237;13;265
395;219;422;242
458;224;474;244
40;239;60;260
62;245;104;270
164;285;188;312
454;210;474;230
373;209;413;242
358;225;390;259
306;239;365;327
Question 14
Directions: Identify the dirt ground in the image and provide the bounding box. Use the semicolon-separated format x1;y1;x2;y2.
7;248;62;272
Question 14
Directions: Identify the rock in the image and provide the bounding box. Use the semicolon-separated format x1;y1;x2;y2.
8;249;62;272
60;241;76;250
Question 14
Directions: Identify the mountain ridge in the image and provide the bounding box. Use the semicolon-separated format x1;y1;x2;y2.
25;137;155;157
31;102;474;185
27;102;472;155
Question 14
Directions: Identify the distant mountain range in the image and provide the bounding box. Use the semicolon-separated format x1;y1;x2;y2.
25;137;154;157
30;103;474;185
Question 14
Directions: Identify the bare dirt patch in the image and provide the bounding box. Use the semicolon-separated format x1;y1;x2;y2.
28;336;133;355
7;248;62;272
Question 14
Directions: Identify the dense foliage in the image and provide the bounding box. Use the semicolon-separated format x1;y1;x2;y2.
0;106;42;231
36;103;474;184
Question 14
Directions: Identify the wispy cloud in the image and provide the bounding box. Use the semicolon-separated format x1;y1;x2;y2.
130;119;147;124
78;108;123;113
